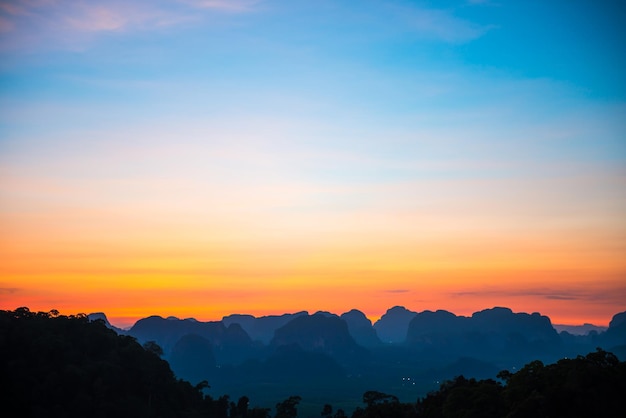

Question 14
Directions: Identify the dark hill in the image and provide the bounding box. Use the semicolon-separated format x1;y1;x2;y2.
270;312;368;367
222;311;308;344
609;311;626;328
406;309;466;337
406;307;562;366
373;306;417;343
168;333;216;385
470;307;558;342
264;343;344;381
341;309;381;347
129;315;255;365
0;307;208;417
597;310;626;352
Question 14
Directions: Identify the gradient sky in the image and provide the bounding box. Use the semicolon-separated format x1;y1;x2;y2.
1;0;625;328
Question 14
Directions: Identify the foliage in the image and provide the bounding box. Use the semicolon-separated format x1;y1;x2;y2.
143;340;164;357
415;348;625;418
501;348;625;418
275;396;302;418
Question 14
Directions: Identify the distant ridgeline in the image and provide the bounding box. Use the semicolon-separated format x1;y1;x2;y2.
2;307;625;418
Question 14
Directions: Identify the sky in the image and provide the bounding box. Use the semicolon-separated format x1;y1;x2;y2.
1;0;625;329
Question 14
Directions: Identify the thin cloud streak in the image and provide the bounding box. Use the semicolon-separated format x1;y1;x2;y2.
0;0;492;51
404;6;493;43
451;285;626;303
0;0;258;50
182;0;261;12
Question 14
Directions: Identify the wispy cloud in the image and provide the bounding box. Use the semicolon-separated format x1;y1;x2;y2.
451;285;626;303
0;0;260;50
0;14;12;32
181;0;261;12
0;0;491;51
64;3;132;32
363;2;493;44
0;287;20;294
406;7;491;43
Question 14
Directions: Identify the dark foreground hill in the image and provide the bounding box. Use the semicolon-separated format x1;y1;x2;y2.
0;308;269;418
2;307;626;418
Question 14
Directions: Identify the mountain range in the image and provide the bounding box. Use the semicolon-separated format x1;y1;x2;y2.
88;306;626;413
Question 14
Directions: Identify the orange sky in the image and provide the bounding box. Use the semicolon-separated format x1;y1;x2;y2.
2;192;624;328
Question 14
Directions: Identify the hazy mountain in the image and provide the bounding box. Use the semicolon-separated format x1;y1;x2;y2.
88;312;126;334
264;343;345;381
406;309;466;338
608;311;626;329
270;312;368;367
406;307;562;366
341;309;382;347
597;310;626;354
128;315;255;365
470;307;559;341
553;323;607;335
222;311;308;344
168;333;216;385
373;306;418;344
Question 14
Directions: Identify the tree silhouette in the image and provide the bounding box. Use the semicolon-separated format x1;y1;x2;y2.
143;340;164;357
362;390;399;407
275;395;302;418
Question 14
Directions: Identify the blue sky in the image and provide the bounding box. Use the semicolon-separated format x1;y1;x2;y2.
1;0;625;325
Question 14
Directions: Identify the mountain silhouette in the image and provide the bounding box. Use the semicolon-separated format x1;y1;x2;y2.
596;310;626;353
264;343;345;381
406;309;465;338
88;312;126;334
373;306;417;343
168;333;216;385
470;307;558;341
129;315;255;365
607;311;626;336
341;309;382;347
270;312;368;367
553;323;607;335
405;307;562;366
222;311;308;344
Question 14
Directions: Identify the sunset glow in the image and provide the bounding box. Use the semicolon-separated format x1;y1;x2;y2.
1;0;625;329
